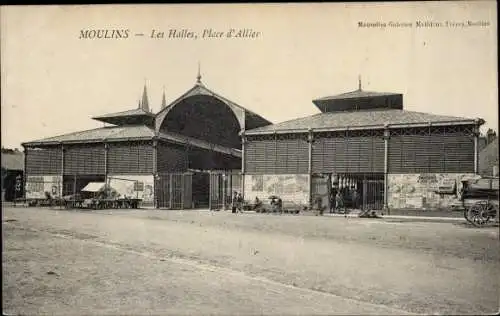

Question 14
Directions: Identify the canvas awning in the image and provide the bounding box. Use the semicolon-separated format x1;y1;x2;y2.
81;182;107;192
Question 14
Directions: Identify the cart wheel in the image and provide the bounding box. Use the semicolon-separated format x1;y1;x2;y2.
467;202;491;226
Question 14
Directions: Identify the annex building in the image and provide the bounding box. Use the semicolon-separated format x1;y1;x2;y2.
22;73;271;209
242;80;484;211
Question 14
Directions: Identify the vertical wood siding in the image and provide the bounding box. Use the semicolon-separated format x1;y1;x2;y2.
245;134;308;174
108;141;153;174
311;131;385;174
25;146;62;175
157;142;188;172
64;144;105;175
388;127;474;173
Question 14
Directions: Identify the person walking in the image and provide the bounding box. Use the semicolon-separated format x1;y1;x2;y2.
351;187;359;210
335;191;344;214
237;192;244;213
231;191;238;213
330;186;337;213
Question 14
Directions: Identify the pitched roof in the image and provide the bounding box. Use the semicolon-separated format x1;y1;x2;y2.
1;152;24;171
245;109;477;135
92;108;155;126
23;125;156;145
479;138;499;176
314;89;401;101
22;125;241;158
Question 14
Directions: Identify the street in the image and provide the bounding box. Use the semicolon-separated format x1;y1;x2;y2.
2;207;499;315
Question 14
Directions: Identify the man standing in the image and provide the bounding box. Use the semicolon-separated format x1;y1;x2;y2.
351;186;359;210
330;186;337;213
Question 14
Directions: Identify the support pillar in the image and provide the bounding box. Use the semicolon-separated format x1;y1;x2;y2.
241;130;246;199
104;143;108;180
152;139;158;209
61;143;65;197
383;125;390;214
473;121;480;175
222;173;226;211
22;145;27;201
307;128;314;210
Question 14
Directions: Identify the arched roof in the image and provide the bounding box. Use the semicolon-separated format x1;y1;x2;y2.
155;81;271;133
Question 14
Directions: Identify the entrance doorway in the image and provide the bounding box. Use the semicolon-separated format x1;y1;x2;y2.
312;173;385;211
192;172;210;209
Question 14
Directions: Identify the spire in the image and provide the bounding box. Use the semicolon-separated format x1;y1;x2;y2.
138;99;141;109
161;85;167;109
196;61;202;84
358;75;362;91
141;79;150;112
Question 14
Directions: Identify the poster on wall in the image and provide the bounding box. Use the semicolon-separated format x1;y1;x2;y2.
245;174;309;204
108;175;154;203
387;173;478;209
25;176;62;199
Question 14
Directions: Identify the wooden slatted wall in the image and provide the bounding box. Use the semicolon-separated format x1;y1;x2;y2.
64;144;105;175
245;134;308;174
157;142;188;172
311;131;385;174
388;127;474;173
108;141;153;174
25;146;62;175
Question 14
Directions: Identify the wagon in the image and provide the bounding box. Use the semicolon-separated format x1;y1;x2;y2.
461;176;499;227
252;196;302;215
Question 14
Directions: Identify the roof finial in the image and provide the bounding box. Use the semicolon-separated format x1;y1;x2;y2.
358;74;362;91
161;85;167;109
196;61;202;84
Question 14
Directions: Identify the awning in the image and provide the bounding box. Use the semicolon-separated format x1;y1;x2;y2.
81;182;107;192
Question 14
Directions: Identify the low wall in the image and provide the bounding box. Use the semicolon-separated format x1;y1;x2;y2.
387;173;478;209
244;174;309;205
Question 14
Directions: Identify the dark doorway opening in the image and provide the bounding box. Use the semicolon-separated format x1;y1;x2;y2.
313;173;385;212
192;172;210;209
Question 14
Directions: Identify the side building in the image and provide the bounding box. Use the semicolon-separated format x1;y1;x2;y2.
22;74;271;209
242;82;484;212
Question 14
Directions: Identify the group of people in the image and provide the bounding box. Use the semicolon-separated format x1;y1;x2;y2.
329;185;360;213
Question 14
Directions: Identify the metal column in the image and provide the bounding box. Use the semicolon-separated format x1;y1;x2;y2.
241;130;246;199
307;128;314;209
473;122;479;174
152;139;158;209
61;143;65;196
22;145;27;201
383;125;390;214
104;143;109;186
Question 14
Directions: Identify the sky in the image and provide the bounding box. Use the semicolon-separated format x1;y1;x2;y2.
1;2;497;149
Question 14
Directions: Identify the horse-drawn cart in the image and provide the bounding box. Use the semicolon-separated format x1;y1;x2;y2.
461;177;499;227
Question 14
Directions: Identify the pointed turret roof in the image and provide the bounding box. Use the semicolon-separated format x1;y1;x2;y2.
161;86;167;109
141;82;150;112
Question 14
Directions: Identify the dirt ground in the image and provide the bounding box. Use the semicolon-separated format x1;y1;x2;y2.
2;207;499;315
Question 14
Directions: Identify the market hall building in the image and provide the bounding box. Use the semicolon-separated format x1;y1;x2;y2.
242;80;484;212
21;74;271;209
